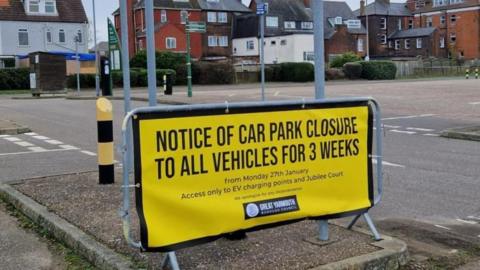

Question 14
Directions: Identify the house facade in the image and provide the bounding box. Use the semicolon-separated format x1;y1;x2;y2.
410;0;480;60
113;0;251;60
232;0;367;64
0;0;89;62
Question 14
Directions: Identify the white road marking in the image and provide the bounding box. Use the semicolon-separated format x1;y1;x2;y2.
45;139;63;145
0;135;11;138
24;132;38;136
32;135;50;140
390;129;417;135
467;216;480;220
59;145;79;150
434;225;452;230
80;150;97;156
382;114;435;121
3;137;21;142
468;102;480;105
455;219;478;225
29;147;47;152
423;133;440;137
274;91;280;96
14;141;34;147
383;125;401;129
0;148;73;156
406;127;435;132
372;159;406;168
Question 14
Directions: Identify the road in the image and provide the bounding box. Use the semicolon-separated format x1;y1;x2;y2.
0;78;479;249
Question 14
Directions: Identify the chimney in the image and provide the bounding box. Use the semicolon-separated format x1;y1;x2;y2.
360;0;365;16
303;0;311;8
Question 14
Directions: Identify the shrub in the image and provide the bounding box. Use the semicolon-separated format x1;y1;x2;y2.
325;68;345;80
343;62;363;79
130;51;186;70
265;65;282;81
264;62;314;82
0;68;30;90
358;61;397;80
66;74;96;89
330;52;361;68
194;61;235;84
110;69;176;87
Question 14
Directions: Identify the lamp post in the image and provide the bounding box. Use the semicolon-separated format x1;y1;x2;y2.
92;0;100;96
365;0;370;61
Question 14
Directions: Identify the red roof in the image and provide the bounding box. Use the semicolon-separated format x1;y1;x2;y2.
0;0;87;23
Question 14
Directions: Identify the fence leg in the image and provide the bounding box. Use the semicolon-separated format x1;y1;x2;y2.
347;214;362;229
363;213;381;241
318;220;329;241
162;252;181;270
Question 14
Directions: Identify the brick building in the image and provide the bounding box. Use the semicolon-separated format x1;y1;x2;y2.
410;0;480;60
113;0;251;60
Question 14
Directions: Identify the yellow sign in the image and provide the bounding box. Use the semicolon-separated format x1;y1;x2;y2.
132;101;374;251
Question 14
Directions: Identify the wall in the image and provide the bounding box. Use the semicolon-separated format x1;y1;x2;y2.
0;21;88;56
232;37;259;57
264;34;313;64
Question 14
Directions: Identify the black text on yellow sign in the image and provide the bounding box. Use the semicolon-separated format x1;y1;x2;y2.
132;101;374;251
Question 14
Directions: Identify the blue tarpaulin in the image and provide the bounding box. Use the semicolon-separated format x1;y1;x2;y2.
17;51;96;61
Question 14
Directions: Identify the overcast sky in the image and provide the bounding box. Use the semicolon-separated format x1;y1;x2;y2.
81;0;402;45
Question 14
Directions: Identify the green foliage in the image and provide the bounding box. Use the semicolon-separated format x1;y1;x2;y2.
193;61;235;84
0;68;30;90
358;61;397;80
110;69;175;87
325;68;345;81
330;52;362;68
66;74;96;89
342;62;363;79
130;50;186;70
265;62;314;82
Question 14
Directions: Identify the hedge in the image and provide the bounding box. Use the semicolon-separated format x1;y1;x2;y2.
0;68;30;90
343;62;363;79
358;61;397;80
193;61;235;84
265;62;314;82
330;52;361;68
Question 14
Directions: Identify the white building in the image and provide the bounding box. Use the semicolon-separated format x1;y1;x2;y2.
0;0;88;66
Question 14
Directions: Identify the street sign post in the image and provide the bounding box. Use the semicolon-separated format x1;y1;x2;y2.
185;19;206;98
108;19;121;71
258;1;268;101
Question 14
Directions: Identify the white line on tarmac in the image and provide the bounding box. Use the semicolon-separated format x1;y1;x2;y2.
29;147;47;152
468;102;480;105
59;145;79;150
390;129;417;135
0;148;73;157
372;159;406;168
382;114;436;121
45;139;63;145
3;136;21;142
467;216;480;220
383;125;401;129
423;133;440;137
455;219;478;225
274;91;280;96
24;132;38;136
80;150;97;156
32;135;50;140
407;127;435;132
0;135;11;138
434;225;452;230
14;141;34;147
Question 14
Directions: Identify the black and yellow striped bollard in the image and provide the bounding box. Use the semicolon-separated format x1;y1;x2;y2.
465;69;469;79
96;98;114;184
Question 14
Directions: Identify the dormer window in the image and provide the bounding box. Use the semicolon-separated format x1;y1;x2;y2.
29;0;40;13
26;0;57;15
45;0;56;13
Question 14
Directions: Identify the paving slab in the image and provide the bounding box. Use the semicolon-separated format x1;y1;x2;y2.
0;119;31;135
1;171;407;270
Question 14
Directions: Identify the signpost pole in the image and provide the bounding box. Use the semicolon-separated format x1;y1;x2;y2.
75;38;80;94
186;15;193;98
92;0;100;97
145;0;157;106
259;1;266;101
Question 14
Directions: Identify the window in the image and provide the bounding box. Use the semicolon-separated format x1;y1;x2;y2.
301;21;313;29
180;10;188;24
218;12;227;23
388;40;393;48
284;21;296;29
59;29;65;43
207;0;219;2
450;14;456;23
207;12;217;23
46;30;52;43
450;33;456;43
408;19;413;29
303;52;314;61
433;0;446;6
357;39;364;52
29;0;39;13
18;29;29;46
270;40;276;46
380;34;387;44
280;39;287;45
208;36;217;47
76;30;83;43
450;0;463;3
161;10;167;23
405;39;410;49
45;0;55;13
380;17;386;29
166;37;176;49
218;36;228;47
440;15;445;25
398;18;402;30
416;38;422;49
334;17;342;25
266;16;278;28
395;40;400;50
246;40;254;50
426;17;432;27
440;36;445;48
